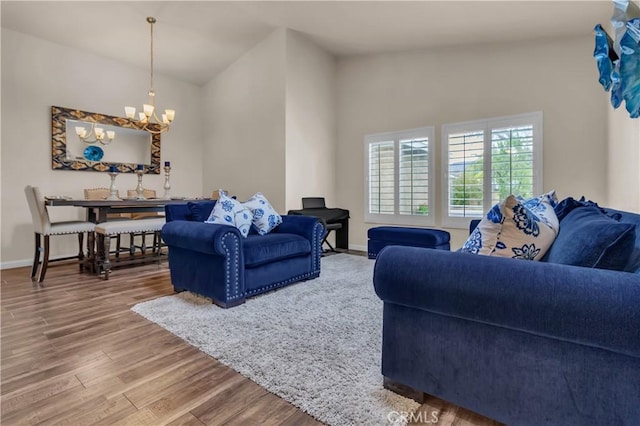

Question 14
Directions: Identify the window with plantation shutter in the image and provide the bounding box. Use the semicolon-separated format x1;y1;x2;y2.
368;141;395;215
365;127;435;225
441;112;543;228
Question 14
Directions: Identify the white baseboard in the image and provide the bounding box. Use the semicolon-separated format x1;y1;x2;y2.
348;244;367;252
1;253;78;271
0;259;32;270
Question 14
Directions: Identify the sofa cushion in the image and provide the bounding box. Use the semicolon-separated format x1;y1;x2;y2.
243;192;282;235
206;193;253;238
187;200;216;222
243;233;311;267
544;206;636;270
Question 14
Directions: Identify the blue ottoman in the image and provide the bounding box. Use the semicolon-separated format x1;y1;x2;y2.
367;226;451;259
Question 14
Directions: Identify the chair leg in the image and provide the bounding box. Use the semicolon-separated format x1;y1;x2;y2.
78;232;85;272
152;232;161;255
102;234;111;280
115;235;121;258
87;232;96;274
31;233;41;279
129;233;136;255
37;235;50;283
140;234;147;255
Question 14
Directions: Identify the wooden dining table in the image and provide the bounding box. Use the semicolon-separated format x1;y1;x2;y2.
45;197;203;275
45;198;201;223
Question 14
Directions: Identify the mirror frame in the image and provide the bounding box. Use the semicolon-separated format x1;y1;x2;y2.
51;105;161;174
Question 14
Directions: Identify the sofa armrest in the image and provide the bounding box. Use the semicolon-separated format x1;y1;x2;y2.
373;246;640;357
161;221;241;256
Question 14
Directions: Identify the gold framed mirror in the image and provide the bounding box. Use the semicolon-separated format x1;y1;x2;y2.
51;106;161;173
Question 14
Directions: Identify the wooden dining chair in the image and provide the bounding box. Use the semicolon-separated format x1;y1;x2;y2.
25;185;95;283
84;188;128;257
126;189;165;254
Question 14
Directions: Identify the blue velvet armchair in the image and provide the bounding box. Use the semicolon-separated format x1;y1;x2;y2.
162;202;324;307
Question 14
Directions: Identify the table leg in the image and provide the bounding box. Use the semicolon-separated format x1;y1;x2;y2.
336;218;349;249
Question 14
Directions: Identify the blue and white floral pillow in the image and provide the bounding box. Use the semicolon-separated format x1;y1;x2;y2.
461;191;559;260
494;193;559;260
205;190;253;238
460;202;504;255
243;192;282;235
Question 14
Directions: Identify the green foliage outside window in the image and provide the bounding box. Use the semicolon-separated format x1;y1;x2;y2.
451;135;533;207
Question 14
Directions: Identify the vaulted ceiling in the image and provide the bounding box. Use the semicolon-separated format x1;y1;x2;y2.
1;1;613;86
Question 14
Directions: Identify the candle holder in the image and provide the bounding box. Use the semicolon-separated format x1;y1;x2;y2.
162;164;172;199
135;169;147;200
106;171;121;201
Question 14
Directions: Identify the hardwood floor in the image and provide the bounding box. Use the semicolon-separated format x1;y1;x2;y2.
1;259;501;425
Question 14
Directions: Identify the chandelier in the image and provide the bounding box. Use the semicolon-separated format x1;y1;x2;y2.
75;123;115;145
125;17;175;134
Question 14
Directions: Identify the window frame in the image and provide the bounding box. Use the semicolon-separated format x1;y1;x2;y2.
441;112;543;229
364;126;435;226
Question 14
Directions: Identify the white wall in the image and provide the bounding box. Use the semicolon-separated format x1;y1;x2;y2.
607;104;640;211
201;29;287;211
1;28;203;267
606;0;640;212
336;36;608;250
284;30;337;212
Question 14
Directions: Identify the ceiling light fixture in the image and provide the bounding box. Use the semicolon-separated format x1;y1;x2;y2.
125;17;175;134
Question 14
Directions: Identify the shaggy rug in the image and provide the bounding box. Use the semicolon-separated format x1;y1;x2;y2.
132;254;420;425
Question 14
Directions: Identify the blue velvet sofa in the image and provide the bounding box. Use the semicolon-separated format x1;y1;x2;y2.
373;205;640;425
162;202;325;307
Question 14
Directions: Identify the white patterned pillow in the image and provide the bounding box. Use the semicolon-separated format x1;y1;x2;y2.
205;191;253;238
243;192;282;235
461;191;559;260
460;203;504;255
493;194;559;260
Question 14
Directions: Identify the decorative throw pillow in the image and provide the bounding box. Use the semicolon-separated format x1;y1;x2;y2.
187;200;216;222
205;191;253;238
493;194;559;260
553;196;609;222
543;206;635;270
243;192;282;235
460;203;504;255
460;191;559;260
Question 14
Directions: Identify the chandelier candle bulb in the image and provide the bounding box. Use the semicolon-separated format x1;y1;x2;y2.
143;104;154;117
125;106;136;119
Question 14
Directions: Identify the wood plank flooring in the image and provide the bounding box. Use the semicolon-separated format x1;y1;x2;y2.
1;259;501;425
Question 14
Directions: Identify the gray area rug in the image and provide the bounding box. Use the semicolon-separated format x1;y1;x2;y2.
132;254;420;425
